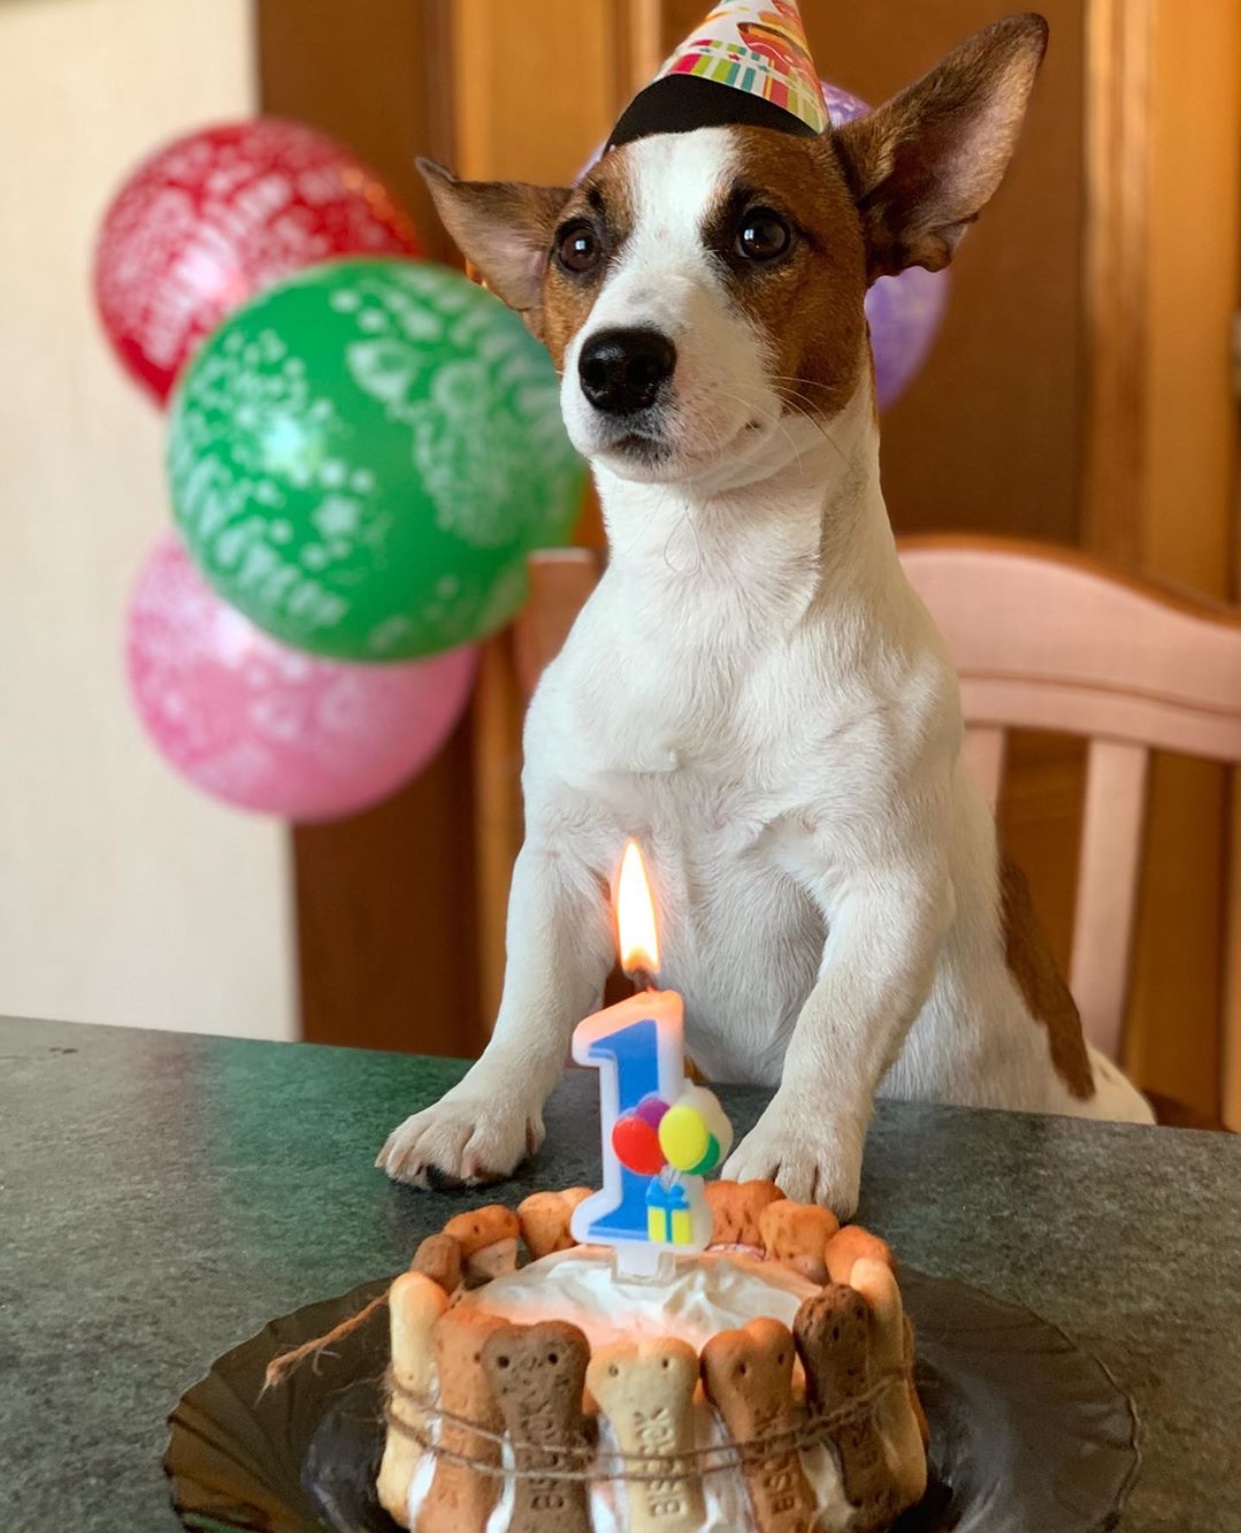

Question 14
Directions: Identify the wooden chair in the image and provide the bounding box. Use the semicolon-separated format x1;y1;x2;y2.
512;535;1241;1072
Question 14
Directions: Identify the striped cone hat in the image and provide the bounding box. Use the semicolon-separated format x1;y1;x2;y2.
609;1;829;149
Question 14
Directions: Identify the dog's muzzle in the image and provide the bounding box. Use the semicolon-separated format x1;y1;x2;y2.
578;327;677;416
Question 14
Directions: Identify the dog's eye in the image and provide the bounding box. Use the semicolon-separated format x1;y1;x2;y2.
555;220;604;275
736;210;792;263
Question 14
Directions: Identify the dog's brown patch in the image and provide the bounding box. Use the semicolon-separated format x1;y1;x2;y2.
703;128;870;420
539;154;636;369
1000;857;1095;1100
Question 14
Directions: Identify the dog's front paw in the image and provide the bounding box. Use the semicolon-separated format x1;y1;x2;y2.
723;1097;863;1218
377;1088;544;1190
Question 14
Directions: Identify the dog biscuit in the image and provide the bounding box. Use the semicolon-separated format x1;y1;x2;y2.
465;1236;519;1286
760;1201;840;1267
787;1253;829;1286
378;1273;450;1528
518;1188;592;1260
701;1317;817;1533
417;1306;509;1533
705;1180;785;1248
793;1285;894;1531
587;1338;704;1533
410;1233;464;1295
851;1258;927;1508
824;1226;895;1287
481;1320;593;1533
442;1204;521;1257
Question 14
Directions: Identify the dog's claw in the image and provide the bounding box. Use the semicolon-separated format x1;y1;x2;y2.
378;1092;546;1190
724;1099;863;1219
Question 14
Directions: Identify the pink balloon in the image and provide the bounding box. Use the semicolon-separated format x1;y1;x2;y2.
126;536;477;821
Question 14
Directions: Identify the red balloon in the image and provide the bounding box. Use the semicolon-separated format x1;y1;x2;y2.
612;1114;667;1177
94;118;422;405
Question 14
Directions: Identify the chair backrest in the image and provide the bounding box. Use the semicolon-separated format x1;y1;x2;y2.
516;536;1241;1061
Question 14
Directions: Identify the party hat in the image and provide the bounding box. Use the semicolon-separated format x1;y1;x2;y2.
609;1;830;150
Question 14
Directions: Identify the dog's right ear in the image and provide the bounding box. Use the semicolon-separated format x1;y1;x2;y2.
417;159;572;336
831;14;1049;280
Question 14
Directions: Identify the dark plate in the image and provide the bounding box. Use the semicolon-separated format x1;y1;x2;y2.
165;1270;1139;1533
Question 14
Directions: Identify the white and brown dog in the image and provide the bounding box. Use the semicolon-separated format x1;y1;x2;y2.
379;11;1154;1215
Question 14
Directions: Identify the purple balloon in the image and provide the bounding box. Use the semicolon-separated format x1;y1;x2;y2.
635;1093;670;1130
127;534;478;821
579;79;950;412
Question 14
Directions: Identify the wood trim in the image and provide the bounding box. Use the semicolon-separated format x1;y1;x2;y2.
259;0;483;1055
1080;0;1154;566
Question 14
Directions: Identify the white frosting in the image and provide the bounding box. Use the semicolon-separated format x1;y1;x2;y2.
466;1246;820;1350
403;1249;856;1533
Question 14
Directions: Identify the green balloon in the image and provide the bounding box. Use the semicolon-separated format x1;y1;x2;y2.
689;1135;721;1177
167;259;585;661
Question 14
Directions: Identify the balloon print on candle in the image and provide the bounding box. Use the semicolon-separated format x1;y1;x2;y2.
126;534;477;820
167;259;586;662
94;118;423;405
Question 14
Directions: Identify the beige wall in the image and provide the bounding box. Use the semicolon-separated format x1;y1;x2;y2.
0;0;295;1040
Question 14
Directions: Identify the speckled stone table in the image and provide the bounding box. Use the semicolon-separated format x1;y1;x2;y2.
2;1015;1239;1532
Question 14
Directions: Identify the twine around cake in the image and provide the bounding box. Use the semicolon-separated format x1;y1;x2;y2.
384;1365;911;1486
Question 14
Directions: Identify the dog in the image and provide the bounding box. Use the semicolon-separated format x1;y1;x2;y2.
378;13;1154;1217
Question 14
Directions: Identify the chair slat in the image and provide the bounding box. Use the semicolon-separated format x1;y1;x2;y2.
1070;740;1151;1060
514;550;603;700
962;726;1007;812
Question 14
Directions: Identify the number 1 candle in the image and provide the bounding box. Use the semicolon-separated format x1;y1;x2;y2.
571;841;733;1277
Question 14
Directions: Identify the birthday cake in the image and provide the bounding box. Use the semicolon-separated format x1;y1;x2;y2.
375;1183;928;1533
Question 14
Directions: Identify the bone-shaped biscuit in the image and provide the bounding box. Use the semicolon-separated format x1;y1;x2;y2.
824;1226;894;1287
443;1204;521;1256
705;1180;785;1249
519;1187;592;1260
587;1338;704;1533
481;1321;593;1533
417;1306;509;1533
701;1317;817;1533
411;1233;463;1295
793;1285;896;1532
378;1273;450;1528
760;1202;840;1271
851;1258;928;1509
442;1205;523;1287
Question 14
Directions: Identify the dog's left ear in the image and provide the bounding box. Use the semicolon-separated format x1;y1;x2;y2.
831;13;1049;279
418;158;571;336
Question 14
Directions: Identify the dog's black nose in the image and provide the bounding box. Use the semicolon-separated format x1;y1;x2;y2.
578;328;677;414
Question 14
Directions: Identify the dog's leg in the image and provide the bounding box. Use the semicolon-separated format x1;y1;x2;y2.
724;851;955;1218
378;842;613;1188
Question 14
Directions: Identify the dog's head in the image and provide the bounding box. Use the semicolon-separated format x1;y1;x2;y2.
422;15;1047;493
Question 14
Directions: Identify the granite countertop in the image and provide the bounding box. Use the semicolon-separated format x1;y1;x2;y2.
1;1014;1238;1532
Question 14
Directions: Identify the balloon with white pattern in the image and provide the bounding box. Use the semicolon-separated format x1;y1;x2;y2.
127;534;478;820
94;118;423;406
167;258;586;662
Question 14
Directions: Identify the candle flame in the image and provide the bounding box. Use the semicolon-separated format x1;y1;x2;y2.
616;840;660;977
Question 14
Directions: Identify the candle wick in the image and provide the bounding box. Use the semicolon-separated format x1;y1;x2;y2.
626;965;656;994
